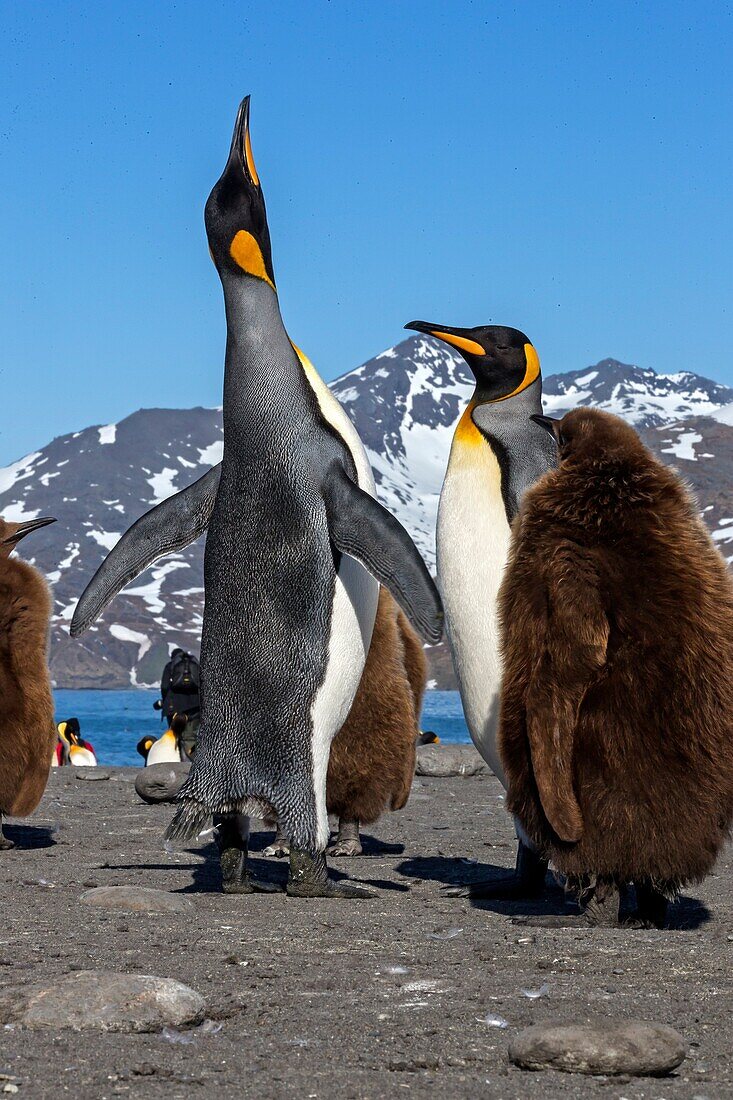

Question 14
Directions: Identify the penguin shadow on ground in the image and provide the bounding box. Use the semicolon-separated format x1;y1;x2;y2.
3;824;56;849
396;856;712;928
397;856;568;918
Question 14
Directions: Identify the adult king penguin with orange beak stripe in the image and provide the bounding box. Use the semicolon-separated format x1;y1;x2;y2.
72;98;443;899
405;321;556;899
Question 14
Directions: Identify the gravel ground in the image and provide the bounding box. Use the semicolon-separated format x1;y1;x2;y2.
1;766;731;1099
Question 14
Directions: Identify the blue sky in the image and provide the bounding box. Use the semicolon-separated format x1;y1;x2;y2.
1;1;731;464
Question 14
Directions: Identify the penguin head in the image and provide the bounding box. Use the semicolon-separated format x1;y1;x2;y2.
170;713;188;739
204;96;275;292
0;515;56;558
405;322;540;403
64;718;82;746
531;408;645;465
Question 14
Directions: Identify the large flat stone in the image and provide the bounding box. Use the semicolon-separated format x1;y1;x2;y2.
135;762;190;804
80;885;193;914
509;1020;687;1076
0;971;205;1032
415;744;488;777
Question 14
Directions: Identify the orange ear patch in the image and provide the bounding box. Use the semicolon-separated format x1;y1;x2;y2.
229;230;275;290
490;343;541;403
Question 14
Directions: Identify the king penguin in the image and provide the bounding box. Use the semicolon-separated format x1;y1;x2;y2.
405;321;556;898
72;98;442;899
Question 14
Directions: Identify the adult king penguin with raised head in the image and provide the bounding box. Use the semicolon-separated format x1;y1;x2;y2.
405;321;556;899
73;98;442;899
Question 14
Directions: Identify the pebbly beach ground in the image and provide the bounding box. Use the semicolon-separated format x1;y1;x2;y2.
0;763;731;1099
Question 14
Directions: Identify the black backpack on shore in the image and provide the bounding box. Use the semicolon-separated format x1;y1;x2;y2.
159;648;201;721
168;650;200;695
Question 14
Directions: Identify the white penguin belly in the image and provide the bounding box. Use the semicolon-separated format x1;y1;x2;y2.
297;345;379;847
437;447;511;786
146;733;181;765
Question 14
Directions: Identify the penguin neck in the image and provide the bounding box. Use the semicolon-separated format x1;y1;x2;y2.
219;274;311;451
448;378;552;522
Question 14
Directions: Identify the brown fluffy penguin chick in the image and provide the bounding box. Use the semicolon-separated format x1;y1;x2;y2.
326;588;426;855
265;588;426;857
0;515;57;849
498;408;733;929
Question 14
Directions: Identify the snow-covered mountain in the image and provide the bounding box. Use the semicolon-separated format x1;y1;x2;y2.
2;337;733;689
542;358;733;427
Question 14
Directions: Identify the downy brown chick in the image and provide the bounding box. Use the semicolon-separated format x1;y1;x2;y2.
498;408;733;928
0;515;56;848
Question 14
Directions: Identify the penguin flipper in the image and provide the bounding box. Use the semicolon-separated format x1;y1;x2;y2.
70;465;222;636
325;467;444;644
524;547;609;844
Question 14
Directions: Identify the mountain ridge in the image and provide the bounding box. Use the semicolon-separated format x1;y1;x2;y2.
3;336;733;690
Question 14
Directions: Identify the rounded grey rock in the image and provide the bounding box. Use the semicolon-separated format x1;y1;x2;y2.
74;769;111;781
415;744;488;778
509;1020;687;1076
80;885;194;914
0;970;205;1032
135;762;190;804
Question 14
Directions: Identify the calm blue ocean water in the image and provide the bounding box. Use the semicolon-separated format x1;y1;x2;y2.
53;689;471;767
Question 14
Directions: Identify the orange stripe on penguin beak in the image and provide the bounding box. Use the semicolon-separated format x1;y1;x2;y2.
429;330;486;357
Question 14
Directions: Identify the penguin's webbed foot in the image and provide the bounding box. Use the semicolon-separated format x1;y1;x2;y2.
286;847;375;899
216;814;280;895
623;881;668;929
443;841;548;899
219;845;280;894
326;818;362;857
514;878;622;928
0;828;14;851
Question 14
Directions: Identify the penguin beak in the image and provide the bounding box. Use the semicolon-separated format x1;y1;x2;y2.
531;414;563;444
4;516;56;545
227;95;259;187
405;321;486;358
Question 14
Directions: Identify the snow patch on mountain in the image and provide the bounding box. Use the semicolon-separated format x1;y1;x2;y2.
0;452;42;495
109;624;151;659
147;468;179;503
3;502;41;523
198;441;223;465
660;430;708;462
98;424;117;445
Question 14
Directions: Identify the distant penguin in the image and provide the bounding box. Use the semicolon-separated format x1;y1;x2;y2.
57;718;97;767
499;408;733;928
405;321;556;898
264;587;427;857
72;97;442;899
139;713;187;765
0;514;57;847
